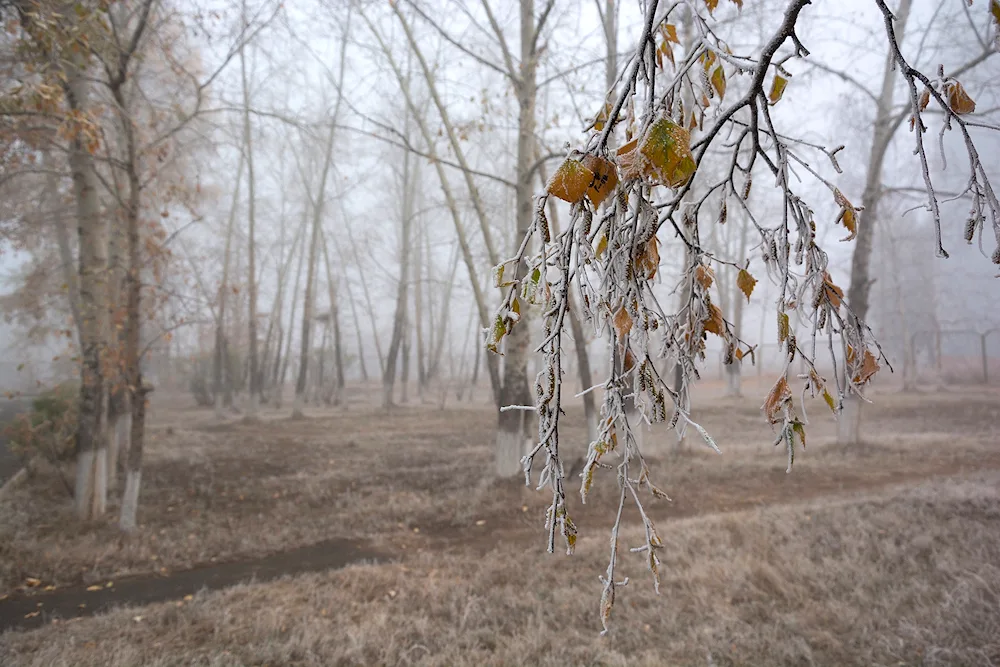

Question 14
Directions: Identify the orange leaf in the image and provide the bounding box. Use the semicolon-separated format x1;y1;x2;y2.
736;269;756;303
547;159;594;203
703;303;725;337
946;80;976;114
704;0;719;12
853;349;880;385
762;376;792;424
614;306;633;339
616;137;644;180
696;264;714;290
822;272;844;308
582;155;619;207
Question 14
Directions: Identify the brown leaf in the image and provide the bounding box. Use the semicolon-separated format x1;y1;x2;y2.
695;264;715;290
614;306;633;339
616;137;644;180
634;235;660;280
822;272;844;308
992;0;1000;25
547;159;594;203
582;155;619;207
853;349;880;385
736;269;756;303
918;88;930;112
703;303;725;337
703;0;719;12
946;80;976;114
762;376;792;424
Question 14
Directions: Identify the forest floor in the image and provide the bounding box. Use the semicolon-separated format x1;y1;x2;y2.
1;381;999;665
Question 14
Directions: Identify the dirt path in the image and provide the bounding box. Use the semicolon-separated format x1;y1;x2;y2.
2;452;994;634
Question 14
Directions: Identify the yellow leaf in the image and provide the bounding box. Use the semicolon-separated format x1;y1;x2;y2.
946;80;976;114
25;577;41;587
582;155;619;207
769;73;789;105
822;388;836;413
593;102;612;131
704;0;719;13
791;421;806;447
86;585;102;592
762;376;792;424
711;66;726;100
778;312;790;343
833;189;858;241
640;118;696;188
547;159;594;203
661;24;679;43
736;269;756;303
614;306;633;339
595;234;608;259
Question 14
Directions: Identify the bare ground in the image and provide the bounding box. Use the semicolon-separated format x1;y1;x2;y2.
1;383;999;664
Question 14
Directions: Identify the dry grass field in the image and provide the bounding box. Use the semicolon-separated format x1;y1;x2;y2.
1;381;999;665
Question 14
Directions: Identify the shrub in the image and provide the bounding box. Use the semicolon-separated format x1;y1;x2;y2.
4;383;79;466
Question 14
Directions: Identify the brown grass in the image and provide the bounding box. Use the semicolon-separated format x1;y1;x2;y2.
2;473;998;666
1;385;998;594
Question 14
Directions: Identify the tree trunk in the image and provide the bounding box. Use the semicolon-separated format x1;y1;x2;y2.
66;64;109;521
383;140;416;410
496;0;539;477
840;0;913;444
214;150;244;419
239;20;260;421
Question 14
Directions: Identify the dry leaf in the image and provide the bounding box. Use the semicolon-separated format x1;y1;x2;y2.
769;73;789;105
737;269;756;302
762;376;792;424
777;312;790;343
918;88;930;112
946;80;976;114
547;159;594;203
853;349;880;385
822;272;844;308
833;188;858;241
634;235;660;280
616;137;644;180
704;0;719;12
703;303;725;337
593;102;612;131
582;154;619;207
614;306;633;339
86;585;102;592
696;264;715;290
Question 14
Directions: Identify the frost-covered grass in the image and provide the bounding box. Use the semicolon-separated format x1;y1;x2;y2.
1;384;998;594
4;472;999;666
